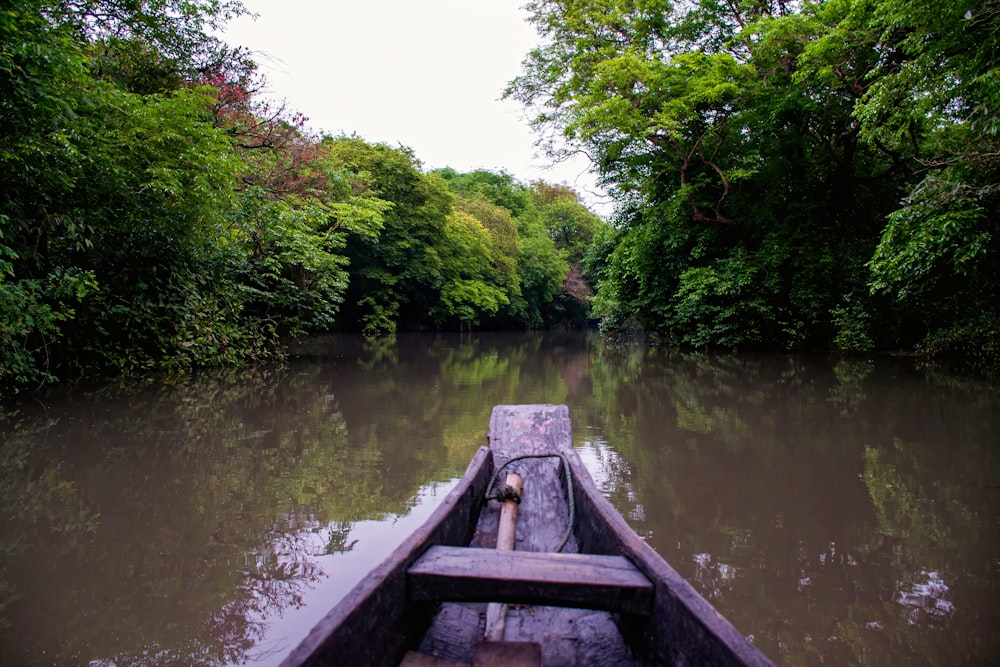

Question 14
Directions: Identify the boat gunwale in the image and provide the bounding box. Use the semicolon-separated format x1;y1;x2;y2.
278;446;494;667
487;403;773;666
559;428;774;666
281;404;774;666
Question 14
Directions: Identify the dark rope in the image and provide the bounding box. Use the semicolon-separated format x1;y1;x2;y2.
487;484;521;504
484;452;575;553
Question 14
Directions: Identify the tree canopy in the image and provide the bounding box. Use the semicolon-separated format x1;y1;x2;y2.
7;0;993;394
507;0;999;370
1;1;606;395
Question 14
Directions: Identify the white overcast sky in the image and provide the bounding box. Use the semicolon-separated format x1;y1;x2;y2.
222;0;611;213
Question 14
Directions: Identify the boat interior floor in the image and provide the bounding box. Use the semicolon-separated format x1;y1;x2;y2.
414;602;638;666
403;639;542;667
404;451;641;666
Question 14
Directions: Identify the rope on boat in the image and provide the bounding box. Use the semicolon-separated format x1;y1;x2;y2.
485;452;575;553
491;484;521;504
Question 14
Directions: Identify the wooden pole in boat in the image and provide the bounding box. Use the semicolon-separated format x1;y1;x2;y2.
484;471;523;642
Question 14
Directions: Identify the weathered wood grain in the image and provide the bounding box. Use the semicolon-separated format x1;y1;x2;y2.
280;404;776;667
478;404;774;667
399;650;468;667
420;405;634;666
472;641;541;667
408;545;653;615
461;404;635;665
418;602;638;667
416;601;486;664
483;472;523;641
484;404;578;554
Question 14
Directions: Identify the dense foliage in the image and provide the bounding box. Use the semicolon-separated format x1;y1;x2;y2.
1;1;606;395
507;0;999;370
7;0;993;394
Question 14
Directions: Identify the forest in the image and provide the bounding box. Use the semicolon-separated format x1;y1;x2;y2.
2;0;998;395
0;0;606;394
508;0;998;369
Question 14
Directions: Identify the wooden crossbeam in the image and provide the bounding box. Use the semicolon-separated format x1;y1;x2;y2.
407;545;654;616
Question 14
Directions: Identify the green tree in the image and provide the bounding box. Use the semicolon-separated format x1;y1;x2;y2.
435;169;570;328
1;0;251;380
511;214;570;328
2;0;387;391
214;79;388;339
530;182;606;267
434;168;539;221
507;0;915;350
452;195;522;303
860;0;1000;370
324;136;454;337
433;208;511;329
43;0;247;75
530;182;609;325
1;1;99;386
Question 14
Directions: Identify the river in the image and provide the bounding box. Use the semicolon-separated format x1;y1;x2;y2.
1;332;997;666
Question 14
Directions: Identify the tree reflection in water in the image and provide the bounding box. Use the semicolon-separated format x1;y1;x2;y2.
896;570;954;626
0;358;457;666
583;347;1000;665
0;333;997;666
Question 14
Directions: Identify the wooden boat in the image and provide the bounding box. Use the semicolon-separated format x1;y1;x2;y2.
280;404;774;666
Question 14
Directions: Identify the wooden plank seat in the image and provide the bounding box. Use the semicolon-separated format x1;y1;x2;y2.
407;545;654;616
280;406;775;667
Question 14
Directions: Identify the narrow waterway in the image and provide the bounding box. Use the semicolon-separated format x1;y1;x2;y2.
1;332;997;666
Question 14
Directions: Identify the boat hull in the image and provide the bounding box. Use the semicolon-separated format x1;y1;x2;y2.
280;447;494;666
280;405;774;666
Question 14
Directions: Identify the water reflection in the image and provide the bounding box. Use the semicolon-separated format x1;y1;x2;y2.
582;347;1000;665
0;332;596;665
0;365;418;666
896;570;955;625
0;334;997;666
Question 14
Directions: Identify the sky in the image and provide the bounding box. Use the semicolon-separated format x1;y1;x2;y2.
222;0;611;213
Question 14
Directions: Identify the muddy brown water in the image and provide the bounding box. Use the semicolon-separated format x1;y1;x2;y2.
1;332;997;666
